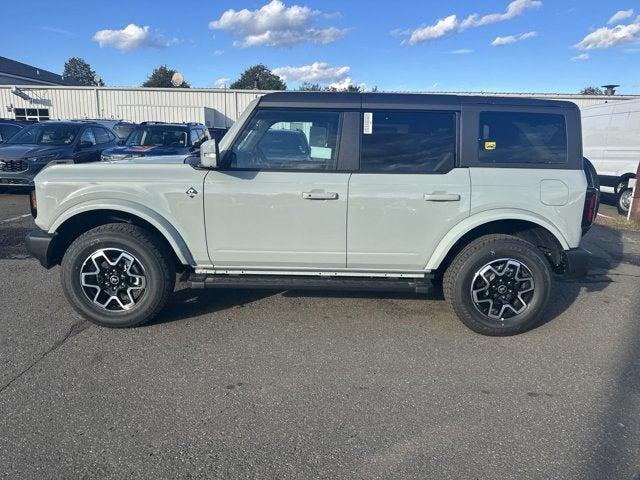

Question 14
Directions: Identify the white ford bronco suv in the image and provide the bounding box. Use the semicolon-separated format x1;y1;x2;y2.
25;92;599;336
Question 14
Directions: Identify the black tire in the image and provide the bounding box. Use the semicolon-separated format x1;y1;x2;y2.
617;187;633;215
61;223;175;328
443;234;551;336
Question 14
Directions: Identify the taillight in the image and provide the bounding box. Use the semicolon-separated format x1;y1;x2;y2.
29;189;37;218
582;188;599;233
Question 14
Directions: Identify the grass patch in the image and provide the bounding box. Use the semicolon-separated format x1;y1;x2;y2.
596;214;640;232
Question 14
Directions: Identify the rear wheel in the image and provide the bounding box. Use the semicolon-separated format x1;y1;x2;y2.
617;187;633;215
443;234;551;336
61;223;175;328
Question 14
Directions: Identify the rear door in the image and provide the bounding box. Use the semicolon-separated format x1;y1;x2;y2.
347;109;471;270
204;108;356;269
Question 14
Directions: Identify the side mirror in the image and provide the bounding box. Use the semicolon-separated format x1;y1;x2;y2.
117;139;126;146
200;139;219;168
78;140;93;149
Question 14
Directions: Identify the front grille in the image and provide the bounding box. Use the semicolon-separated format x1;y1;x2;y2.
0;160;28;172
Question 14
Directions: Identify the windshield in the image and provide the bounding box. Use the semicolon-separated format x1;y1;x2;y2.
7;124;80;146
126;126;189;147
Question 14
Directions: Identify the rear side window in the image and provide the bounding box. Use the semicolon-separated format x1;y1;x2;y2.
92;127;114;145
479;112;567;164
360;111;456;173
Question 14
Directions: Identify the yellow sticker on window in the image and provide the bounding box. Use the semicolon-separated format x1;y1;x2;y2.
484;141;497;150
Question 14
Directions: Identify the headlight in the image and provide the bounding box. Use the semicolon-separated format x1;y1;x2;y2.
27;154;59;163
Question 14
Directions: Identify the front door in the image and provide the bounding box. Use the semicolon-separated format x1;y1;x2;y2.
204;108;349;269
347;110;471;270
73;128;98;163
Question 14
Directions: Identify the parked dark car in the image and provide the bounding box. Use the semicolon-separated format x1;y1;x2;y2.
0;121;118;187
0;119;33;143
74;119;137;142
101;122;210;162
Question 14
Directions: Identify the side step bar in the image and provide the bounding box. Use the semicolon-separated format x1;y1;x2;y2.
187;274;434;294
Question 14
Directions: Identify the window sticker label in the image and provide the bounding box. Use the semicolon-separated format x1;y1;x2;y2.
363;112;373;135
484;141;497;150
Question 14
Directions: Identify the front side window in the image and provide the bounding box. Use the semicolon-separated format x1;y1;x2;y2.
360;111;456;173
7;124;80;146
126;126;189;147
227;109;341;170
479;111;567;164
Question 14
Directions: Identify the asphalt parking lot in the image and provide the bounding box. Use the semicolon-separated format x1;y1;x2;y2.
1;190;639;480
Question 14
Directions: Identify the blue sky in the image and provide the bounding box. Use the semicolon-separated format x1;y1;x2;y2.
3;0;640;93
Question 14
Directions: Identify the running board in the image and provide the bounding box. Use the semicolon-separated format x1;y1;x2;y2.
187;274;433;294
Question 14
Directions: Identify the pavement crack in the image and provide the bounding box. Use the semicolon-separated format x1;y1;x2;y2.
0;319;90;397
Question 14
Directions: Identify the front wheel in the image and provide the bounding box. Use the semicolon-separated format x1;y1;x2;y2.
443;234;551;336
61;223;175;328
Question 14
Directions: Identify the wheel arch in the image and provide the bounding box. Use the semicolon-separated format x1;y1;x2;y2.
427;215;568;274
47;204;195;270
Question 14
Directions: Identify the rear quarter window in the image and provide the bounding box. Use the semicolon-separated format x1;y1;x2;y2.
479;111;567;165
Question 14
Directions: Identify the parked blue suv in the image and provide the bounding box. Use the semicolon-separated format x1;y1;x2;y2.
100;122;210;163
0;121;118;187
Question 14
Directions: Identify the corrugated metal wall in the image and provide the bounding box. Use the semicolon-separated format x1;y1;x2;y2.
1;85;638;126
0;86;264;127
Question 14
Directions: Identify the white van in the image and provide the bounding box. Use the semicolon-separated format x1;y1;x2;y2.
582;99;640;214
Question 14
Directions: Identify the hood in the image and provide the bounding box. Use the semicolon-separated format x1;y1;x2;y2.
105;145;190;158
0;144;68;161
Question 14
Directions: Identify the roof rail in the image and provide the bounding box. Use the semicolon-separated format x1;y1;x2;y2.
140;121;167;125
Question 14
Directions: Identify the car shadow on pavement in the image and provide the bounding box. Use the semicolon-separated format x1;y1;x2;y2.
150;287;277;326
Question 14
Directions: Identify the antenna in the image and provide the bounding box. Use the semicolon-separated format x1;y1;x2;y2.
171;72;184;87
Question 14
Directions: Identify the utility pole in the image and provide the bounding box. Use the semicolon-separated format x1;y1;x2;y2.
629;165;640;221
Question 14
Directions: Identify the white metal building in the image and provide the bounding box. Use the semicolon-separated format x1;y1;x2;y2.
1;85;638;127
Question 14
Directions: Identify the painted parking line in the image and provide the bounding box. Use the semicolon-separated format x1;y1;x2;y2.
0;213;31;224
597;213;616;220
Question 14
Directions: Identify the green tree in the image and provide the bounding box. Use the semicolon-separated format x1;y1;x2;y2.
230;64;286;90
580;86;604;95
142;65;190;88
298;82;323;91
63;57;104;86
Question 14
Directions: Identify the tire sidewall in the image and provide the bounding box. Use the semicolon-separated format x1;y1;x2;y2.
62;230;170;327
453;241;551;335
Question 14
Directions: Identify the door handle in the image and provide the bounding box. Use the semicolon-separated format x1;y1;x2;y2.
302;191;339;200
424;193;461;202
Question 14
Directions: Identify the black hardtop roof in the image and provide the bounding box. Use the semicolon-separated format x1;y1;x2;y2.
28;120;102;126
258;91;578;110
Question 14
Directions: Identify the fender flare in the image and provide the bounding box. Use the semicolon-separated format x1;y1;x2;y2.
49;199;196;266
425;209;570;271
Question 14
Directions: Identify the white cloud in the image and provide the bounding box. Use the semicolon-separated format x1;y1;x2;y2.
92;24;172;50
407;15;458;45
209;0;346;47
213;49;224;55
213;77;230;88
460;0;542;29
327;77;366;91
491;31;537;46
273;62;350;83
571;53;590;61
398;0;542;45
575;19;640;50
608;9;634;24
449;49;474;54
